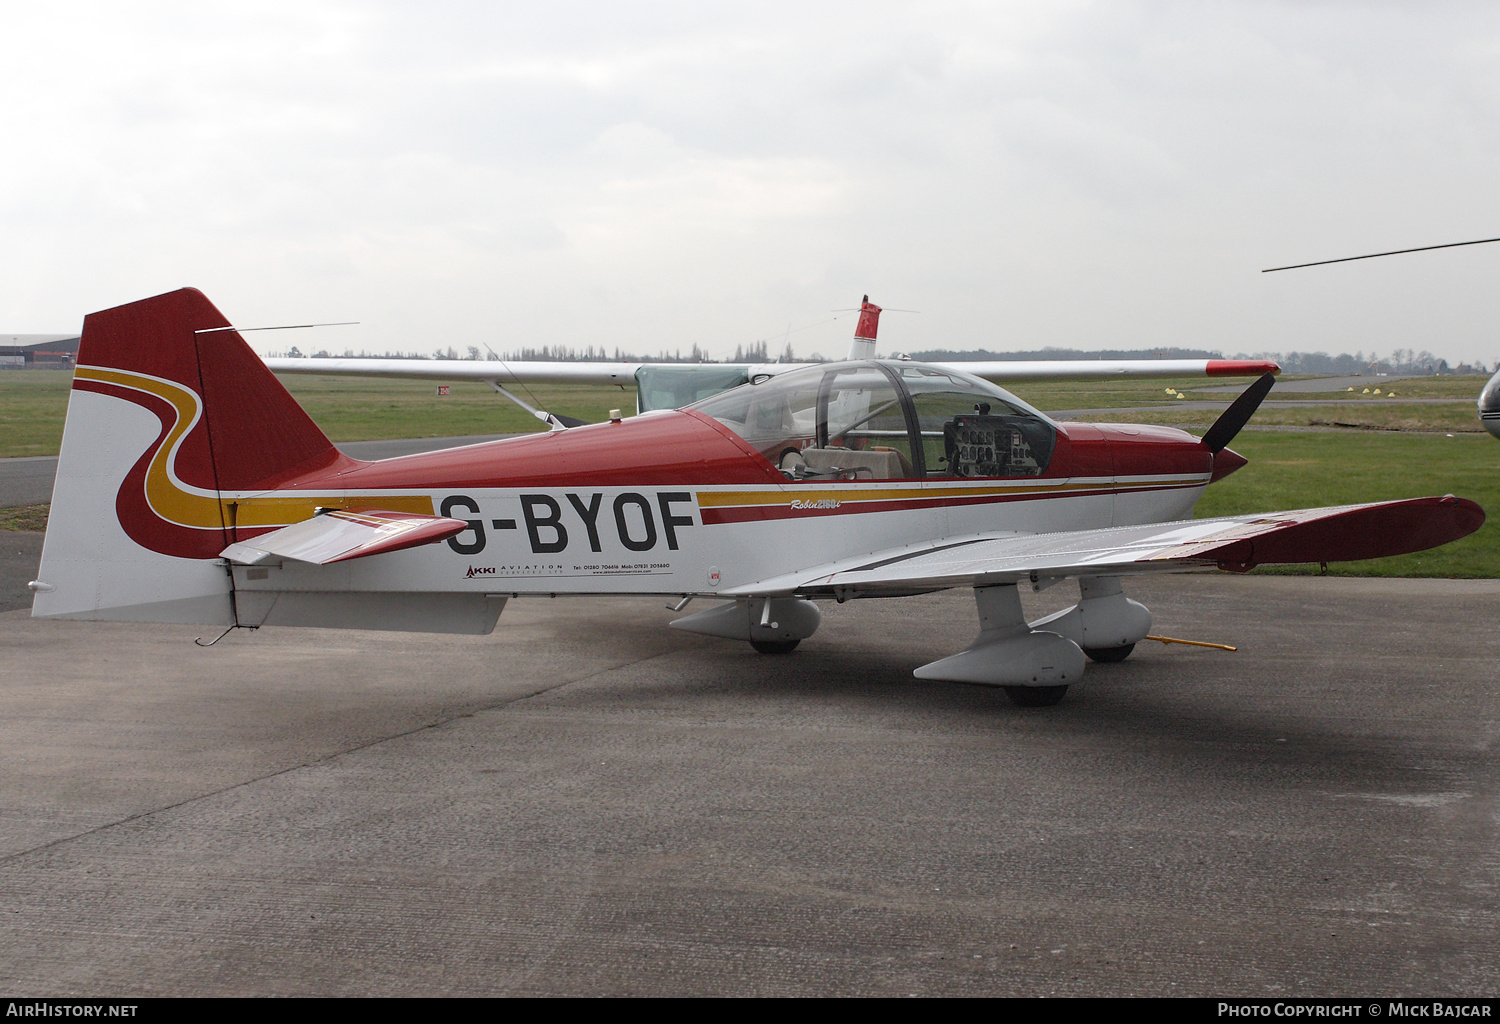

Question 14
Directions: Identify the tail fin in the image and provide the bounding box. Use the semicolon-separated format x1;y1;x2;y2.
32;288;342;623
845;295;882;360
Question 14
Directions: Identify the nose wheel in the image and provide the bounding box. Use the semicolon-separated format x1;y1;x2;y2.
1084;643;1134;663
750;638;800;655
1004;685;1069;707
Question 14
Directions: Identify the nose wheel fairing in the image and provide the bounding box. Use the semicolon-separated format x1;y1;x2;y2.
914;584;1085;688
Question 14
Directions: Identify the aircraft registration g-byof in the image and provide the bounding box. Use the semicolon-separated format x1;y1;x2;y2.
31;289;1484;706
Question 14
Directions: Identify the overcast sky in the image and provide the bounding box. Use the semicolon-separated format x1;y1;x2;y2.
4;1;1500;363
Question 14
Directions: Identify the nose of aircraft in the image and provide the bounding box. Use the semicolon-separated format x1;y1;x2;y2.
1479;368;1500;439
1210;447;1247;482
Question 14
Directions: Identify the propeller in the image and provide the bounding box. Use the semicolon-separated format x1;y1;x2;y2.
1200;372;1276;453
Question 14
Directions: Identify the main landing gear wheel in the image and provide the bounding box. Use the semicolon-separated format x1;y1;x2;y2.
750;638;800;655
1084;644;1135;663
1003;685;1068;707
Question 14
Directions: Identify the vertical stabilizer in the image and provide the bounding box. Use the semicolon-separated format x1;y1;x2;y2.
32;288;343;623
845;295;882;360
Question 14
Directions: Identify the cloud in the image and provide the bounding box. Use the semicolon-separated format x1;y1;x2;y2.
3;1;1500;363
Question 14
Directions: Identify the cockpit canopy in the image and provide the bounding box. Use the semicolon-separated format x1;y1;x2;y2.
689;360;1057;481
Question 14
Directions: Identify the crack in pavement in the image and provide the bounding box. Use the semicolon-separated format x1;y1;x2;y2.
0;642;683;867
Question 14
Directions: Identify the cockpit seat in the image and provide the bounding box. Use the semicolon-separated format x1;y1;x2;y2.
798;447;904;480
868;445;914;478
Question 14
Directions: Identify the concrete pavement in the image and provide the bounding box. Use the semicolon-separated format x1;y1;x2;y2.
1;575;1496;996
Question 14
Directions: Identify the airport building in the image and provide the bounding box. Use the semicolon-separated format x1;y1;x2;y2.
0;334;80;368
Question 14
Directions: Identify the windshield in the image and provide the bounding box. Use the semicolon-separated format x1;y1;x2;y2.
689;361;1055;479
891;365;1056;477
635;365;752;412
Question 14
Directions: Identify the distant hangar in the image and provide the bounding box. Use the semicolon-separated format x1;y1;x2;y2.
0;334;79;368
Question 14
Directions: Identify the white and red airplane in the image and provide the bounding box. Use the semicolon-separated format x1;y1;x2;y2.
29;289;1483;706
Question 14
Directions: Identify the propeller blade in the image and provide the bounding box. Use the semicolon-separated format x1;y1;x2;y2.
1200;372;1276;453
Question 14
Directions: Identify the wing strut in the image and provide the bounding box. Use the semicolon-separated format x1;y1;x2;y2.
483;380;586;430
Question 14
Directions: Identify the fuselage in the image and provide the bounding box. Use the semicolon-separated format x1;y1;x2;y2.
214;404;1219;602
60;353;1229;606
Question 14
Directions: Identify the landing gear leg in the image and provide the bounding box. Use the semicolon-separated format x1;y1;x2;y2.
1030;577;1151;664
913;584;1084;703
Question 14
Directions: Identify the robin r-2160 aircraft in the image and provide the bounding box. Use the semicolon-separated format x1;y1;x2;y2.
30;289;1484;706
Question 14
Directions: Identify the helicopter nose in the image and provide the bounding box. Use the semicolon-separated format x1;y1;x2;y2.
1480;368;1500;439
1210;447;1247;483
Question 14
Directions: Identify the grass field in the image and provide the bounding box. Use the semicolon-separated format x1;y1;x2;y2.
4;368;1496;576
1072;401;1486;433
278;376;628;440
0;504;47;531
1020;372;1487;410
0;370;617;457
1195;431;1500;577
0;371;72;458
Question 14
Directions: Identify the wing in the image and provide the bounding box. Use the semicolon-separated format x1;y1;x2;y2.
932;358;1279;381
221;508;467;566
263;357;648;386
719;496;1484;599
263;356;1279;386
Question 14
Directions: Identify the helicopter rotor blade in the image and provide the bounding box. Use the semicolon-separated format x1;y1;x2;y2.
1263;236;1500;273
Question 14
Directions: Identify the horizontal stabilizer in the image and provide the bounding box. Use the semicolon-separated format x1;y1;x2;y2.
221;508;467;566
720;496;1484;599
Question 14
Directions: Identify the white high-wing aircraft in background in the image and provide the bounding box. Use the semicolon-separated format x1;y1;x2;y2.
264;297;1282;428
30;288;1481;708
